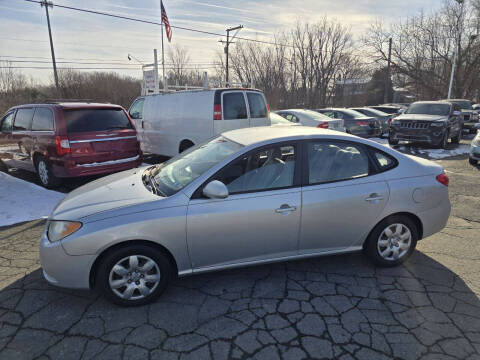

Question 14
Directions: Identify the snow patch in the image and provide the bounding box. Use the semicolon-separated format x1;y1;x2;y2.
369;138;470;159
0;172;65;227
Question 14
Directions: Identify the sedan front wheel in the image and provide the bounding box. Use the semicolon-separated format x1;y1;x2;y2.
365;216;418;267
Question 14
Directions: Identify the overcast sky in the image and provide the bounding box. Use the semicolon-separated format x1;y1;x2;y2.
0;0;444;83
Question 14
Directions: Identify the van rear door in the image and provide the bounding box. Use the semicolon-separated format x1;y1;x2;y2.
63;107;140;166
214;91;250;134
246;91;270;127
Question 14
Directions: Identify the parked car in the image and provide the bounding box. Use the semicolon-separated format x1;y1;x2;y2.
275;109;344;131
270;112;299;126
315;108;381;137
0;102;142;188
129;88;270;158
350;107;392;136
439;99;479;133
469;124;480;165
40;126;450;306
369;105;404;116
389;101;463;148
473;104;480;111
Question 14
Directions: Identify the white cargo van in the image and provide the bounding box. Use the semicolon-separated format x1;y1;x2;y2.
128;88;270;157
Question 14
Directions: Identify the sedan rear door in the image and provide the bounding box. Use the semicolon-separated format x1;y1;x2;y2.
299;140;390;254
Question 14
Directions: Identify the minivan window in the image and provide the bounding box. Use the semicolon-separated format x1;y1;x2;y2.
32;108;54;131
1;112;14;132
13;108;34;131
247;93;267;118
223;92;247;120
129;98;144;119
64;109;133;133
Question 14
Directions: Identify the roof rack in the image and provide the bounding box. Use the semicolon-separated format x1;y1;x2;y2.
43;99;95;104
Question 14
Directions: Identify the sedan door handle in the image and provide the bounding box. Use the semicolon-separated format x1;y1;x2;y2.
365;193;384;202
275;204;297;213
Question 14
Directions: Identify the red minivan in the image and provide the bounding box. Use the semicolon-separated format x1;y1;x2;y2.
0;102;142;188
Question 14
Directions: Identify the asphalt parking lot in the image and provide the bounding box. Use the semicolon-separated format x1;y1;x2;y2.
0;139;479;360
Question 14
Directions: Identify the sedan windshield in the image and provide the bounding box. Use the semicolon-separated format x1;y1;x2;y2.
405;103;450;116
150;136;243;196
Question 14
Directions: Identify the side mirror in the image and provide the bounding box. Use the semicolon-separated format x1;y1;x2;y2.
453;110;461;116
203;180;229;199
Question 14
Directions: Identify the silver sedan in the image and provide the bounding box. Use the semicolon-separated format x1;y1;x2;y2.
40;127;451;306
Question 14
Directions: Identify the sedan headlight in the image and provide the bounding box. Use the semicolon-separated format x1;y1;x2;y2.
47;220;82;242
430;121;446;127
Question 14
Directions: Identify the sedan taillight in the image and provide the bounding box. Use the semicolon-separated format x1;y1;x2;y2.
317;121;329;129
356;120;369;126
436;173;449;187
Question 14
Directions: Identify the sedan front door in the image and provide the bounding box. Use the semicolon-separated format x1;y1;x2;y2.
299;140;389;254
186;142;302;270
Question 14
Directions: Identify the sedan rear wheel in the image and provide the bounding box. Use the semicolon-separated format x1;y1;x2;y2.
365;216;418;267
97;244;172;306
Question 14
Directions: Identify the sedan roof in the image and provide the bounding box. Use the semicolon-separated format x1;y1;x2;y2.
223;126;356;146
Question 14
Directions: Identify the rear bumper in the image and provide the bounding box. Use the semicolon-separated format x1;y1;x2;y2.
351;126;382;138
51;154;143;178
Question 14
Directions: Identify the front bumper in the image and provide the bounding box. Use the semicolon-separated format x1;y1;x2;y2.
389;126;445;144
40;228;94;289
470;144;480;161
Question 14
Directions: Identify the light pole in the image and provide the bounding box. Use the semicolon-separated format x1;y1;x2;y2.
448;0;465;99
220;25;243;86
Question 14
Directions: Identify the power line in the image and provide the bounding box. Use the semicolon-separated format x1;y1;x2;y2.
0;66;218;70
22;0;298;49
1;59;217;66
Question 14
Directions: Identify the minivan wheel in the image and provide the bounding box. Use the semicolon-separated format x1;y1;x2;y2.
96;245;172;306
35;156;61;188
365;216;418;267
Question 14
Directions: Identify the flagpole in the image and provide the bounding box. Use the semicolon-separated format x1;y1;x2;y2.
161;1;166;91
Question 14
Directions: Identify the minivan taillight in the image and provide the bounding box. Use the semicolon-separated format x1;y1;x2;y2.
213;104;222;120
56;136;70;156
317;121;329;129
436;173;449;187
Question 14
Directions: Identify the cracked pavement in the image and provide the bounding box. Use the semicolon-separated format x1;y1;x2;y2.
1;155;479;360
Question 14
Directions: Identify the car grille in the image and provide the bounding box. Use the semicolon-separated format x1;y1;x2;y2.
399;122;429;129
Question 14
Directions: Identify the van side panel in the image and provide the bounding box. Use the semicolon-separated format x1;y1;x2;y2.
142;91;215;157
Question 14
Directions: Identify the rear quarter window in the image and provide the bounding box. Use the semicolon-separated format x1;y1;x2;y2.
369;147;398;172
247;92;267;118
223;92;247;120
32;108;54;131
13;108;34;131
63;108;133;133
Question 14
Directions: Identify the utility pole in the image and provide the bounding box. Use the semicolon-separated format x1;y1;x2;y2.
384;37;392;104
220;25;243;86
448;0;465;99
40;0;59;92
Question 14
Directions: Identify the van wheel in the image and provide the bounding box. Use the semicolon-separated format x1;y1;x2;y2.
364;215;418;267
179;140;194;153
96;244;172;306
35;156;61;189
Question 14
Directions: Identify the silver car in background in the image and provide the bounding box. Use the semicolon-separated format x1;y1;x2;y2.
469;124;480;165
40;127;451;306
275;109;345;131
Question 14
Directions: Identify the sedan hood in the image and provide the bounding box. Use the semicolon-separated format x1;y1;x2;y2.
396;114;447;122
51;167;156;220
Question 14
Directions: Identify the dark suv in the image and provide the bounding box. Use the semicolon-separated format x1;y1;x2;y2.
0;102;142;188
389;101;463;148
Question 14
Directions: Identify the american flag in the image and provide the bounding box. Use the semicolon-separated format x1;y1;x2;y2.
161;1;172;42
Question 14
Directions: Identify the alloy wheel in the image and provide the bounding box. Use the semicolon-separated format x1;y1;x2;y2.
108;255;161;301
377;223;412;261
38;161;49;185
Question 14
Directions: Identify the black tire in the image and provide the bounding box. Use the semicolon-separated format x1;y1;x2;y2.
179;140;194;153
469;158;478;165
437;130;449;149
451;129;461;144
96;244;172;306
0;160;7;173
35;156;61;189
364;215;419;267
388;136;399;146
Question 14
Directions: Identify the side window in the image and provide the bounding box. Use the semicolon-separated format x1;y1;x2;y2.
334;112;344;119
1;112;14;132
307;141;370;185
285;114;298;123
13;108;34;131
247;92;267;118
371;149;397;172
129;98;144;119
323;111;335;118
32;108;54;131
215;144;296;194
223;92;247;120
